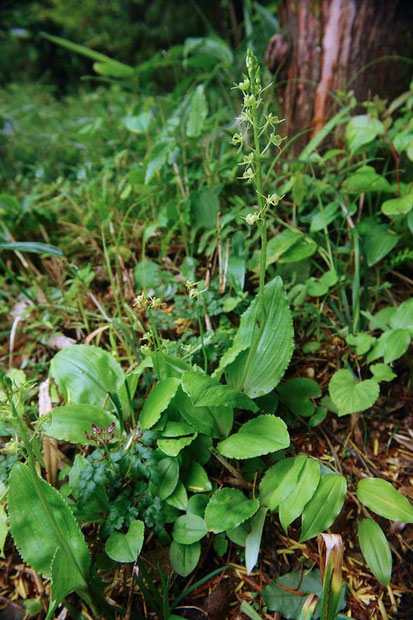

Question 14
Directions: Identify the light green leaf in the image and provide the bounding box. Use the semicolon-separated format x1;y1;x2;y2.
42;404;118;444
343;166;392;193
300;474;347;541
158;435;196;457
139;377;181;429
277;378;321;417
390;298;413;336
173;514;207;544
279;459;320;532
181;371;257;411
358;519;392;586
186;85;208;138
105;520;144;563
357;478;413;522
381;194;413;217
173;387;233;438
0;241;63;257
0;505;7;557
329;369;379;415
166;482;188;511
187;494;209;518
205;488;259;533
345;115;385;153
124;112;152;134
259;455;307;511
217;415;290;459
170;540;200;577
216;276;294;399
50;345;124;407
183;462;212;493
245;507;268;574
8;463;90;578
346;332;376;356
358;218;400;266
370;363;396;382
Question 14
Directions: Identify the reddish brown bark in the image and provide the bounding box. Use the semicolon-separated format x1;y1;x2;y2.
265;0;413;149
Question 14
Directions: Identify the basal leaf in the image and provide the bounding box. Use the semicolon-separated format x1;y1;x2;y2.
186;85;208;138
205;488;259;533
279;458;320;531
277;378;321;417
42;404;118;444
358;518;392;586
173;514;207;545
217;415;290;459
259;455;307;511
152;458;179;500
173;386;233;438
300;474;347;542
140;378;181;429
170;540;200;577
357;478;413;522
181;370;257;411
245;507;267;574
105;520;144;563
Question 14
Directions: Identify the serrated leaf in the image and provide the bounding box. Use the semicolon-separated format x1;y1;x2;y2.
357;478;413;522
158;434;196;457
329;369;379;415
8;463;90;578
217;415;290;459
279;459;320;531
259;455;307;511
140;378;181;429
170;540;200;577
181;370;257;411
300;474;347;542
173;514;207;544
50;345;124;407
205;488;259;533
214;276;294;399
358;518;392;586
42;404;118;444
105;520;144;563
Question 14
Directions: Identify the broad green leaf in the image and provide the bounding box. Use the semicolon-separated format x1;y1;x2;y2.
390;298;413;335
191;187;220;230
8;463;90;578
153;458;179;500
226;520;251;546
162;420;195;437
216;276;294;399
259;455;307;511
187;494;209;517
205;488;259;533
357;478;413;522
186;85;208;138
158;435;196;457
277;378;321;417
370;363;396;382
145;139;175;184
181;371;257;411
50;345;124;407
345;115;384;153
245;507;268;574
184;36;233;65
0;241;63;256
279;459;320;531
124;112;152;134
343;166;392;193
346;332;376;356
358;217;400;266
48;548;87;620
381;194;413;217
105;520;144;563
358;519;392;586
140;377;181;429
367;329;410;365
173;387;233;438
217;415;290;459
173;514;207;544
170;540;200;577
182;462;212;493
42;404;118;444
329;369;379;415
300;474;347;541
166;482;188;511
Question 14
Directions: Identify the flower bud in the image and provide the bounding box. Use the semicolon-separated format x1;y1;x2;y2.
245;213;259;225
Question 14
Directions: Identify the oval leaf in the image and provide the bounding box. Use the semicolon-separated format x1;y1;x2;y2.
217;415;290;459
205;488;259;533
173;514;207;545
300;474;347;542
42;404;118;444
358;518;392;586
259;455;307;511
357;478;413;522
181;370;257;411
170;540;200;577
140;378;181;429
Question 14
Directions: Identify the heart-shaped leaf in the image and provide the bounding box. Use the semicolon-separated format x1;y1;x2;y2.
357;478;413;522
300;474;347;542
105;520;144;563
217;415;290;459
358;518;392;586
205;489;259;533
329;369;379;415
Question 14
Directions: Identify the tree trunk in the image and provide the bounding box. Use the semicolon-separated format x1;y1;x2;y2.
265;0;413;150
